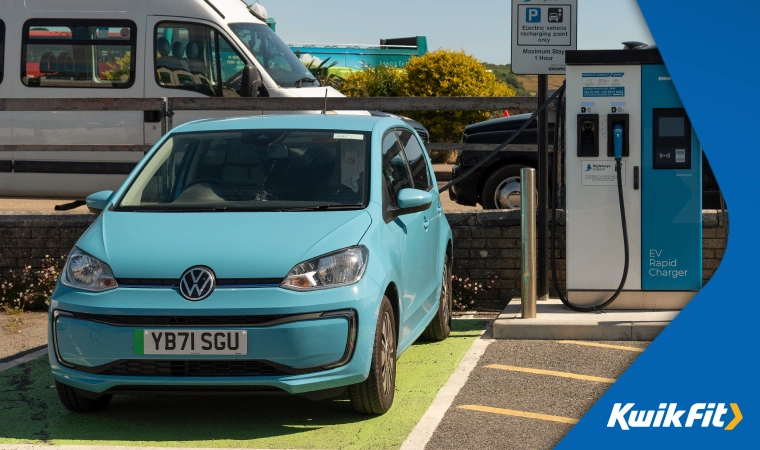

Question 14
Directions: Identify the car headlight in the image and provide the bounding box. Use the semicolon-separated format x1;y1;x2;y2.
281;246;369;291
61;247;118;292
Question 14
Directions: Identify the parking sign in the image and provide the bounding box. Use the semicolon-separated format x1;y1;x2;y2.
511;0;578;75
526;8;541;22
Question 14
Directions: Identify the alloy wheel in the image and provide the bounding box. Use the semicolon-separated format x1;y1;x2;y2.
380;311;395;397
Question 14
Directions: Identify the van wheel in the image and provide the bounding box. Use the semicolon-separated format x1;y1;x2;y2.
55;381;112;413
481;164;532;210
421;258;452;341
349;296;396;415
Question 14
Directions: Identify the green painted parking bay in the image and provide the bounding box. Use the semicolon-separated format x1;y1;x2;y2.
0;320;485;449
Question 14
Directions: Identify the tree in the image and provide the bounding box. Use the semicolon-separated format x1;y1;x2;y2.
400;50;515;144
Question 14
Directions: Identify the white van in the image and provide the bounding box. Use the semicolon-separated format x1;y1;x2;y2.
0;0;350;199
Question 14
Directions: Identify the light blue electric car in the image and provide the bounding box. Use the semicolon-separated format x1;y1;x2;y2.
49;115;453;415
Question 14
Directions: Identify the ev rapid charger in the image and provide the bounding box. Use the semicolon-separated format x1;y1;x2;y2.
564;48;702;310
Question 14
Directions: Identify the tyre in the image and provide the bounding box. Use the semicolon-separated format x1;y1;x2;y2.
421;257;452;341
480;164;532;210
55;380;112;413
349;296;396;415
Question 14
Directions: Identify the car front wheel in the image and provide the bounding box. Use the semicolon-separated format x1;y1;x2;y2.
55;381;112;413
349;296;397;415
481;164;533;210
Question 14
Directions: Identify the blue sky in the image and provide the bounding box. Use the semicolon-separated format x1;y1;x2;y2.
261;0;653;65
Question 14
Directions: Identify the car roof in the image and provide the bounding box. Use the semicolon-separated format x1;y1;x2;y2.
172;114;407;134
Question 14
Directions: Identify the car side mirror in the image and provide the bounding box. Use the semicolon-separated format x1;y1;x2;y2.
397;188;433;214
85;190;114;214
241;64;262;98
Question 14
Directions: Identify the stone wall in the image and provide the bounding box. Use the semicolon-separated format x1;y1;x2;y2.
446;210;727;310
0;215;95;277
0;211;728;311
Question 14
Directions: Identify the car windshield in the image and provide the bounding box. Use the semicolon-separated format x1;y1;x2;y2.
116;129;369;211
229;23;318;88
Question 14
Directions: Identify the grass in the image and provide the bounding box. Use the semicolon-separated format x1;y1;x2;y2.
0;320;486;449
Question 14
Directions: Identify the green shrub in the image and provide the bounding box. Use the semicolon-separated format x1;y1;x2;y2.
451;274;495;311
339;51;515;163
340;64;404;97
400;50;515;144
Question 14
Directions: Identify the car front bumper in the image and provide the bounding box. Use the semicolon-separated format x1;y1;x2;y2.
449;165;479;206
48;277;383;395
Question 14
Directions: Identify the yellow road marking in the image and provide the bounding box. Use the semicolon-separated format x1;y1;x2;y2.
485;364;616;384
458;405;578;425
726;403;742;430
557;340;645;353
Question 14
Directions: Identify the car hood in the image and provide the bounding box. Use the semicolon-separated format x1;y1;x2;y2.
464;113;535;135
77;210;372;280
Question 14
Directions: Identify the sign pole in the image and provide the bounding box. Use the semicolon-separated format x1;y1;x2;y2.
537;74;549;300
512;0;576;301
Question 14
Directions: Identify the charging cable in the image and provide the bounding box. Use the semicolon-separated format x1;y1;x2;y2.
550;87;630;312
439;85;566;193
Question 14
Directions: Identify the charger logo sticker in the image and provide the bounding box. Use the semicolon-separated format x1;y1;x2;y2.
582;160;625;186
607;403;742;430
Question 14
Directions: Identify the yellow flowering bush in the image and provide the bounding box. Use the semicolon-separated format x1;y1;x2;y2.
339;50;515;162
400;49;515;144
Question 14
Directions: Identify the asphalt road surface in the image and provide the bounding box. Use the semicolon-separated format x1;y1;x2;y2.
426;339;649;450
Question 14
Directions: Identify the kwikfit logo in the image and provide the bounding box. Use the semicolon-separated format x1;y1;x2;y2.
607;403;742;430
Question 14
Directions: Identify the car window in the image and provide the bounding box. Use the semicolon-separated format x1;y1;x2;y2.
382;130;413;208
396;128;432;191
118;129;370;211
155;22;248;97
229;22;318;88
21;19;136;88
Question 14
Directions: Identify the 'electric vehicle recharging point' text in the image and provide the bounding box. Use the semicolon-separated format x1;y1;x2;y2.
563;47;703;309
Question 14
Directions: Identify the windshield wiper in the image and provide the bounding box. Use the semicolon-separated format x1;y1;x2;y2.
294;76;317;88
274;205;363;212
118;206;229;212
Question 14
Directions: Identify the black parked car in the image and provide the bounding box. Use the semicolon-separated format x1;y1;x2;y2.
449;114;721;210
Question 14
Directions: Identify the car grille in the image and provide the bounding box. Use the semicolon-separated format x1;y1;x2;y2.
73;313;293;327
106;385;284;394
98;360;290;377
117;278;282;287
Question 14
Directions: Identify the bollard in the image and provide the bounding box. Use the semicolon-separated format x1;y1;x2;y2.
521;168;537;319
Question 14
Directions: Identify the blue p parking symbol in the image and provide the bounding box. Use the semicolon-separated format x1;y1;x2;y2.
526;8;541;23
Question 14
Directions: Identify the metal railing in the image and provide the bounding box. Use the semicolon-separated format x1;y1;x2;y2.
0;96;543;154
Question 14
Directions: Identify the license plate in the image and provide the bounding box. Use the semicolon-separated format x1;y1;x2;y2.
134;329;247;355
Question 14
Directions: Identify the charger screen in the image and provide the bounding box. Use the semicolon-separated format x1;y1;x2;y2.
658;117;685;137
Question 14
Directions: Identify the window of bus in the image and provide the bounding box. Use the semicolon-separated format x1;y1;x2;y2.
0;21;5;84
21;20;136;88
155;22;249;97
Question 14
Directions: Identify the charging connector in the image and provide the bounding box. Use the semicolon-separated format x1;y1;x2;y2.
613;124;624;159
607;114;629;157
